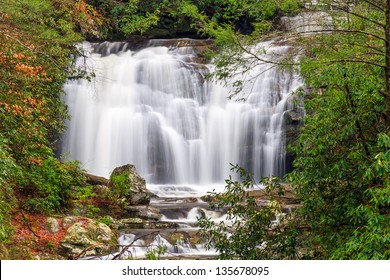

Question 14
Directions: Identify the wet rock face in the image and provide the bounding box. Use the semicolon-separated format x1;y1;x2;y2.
109;164;150;205
124;205;162;221
284;95;305;173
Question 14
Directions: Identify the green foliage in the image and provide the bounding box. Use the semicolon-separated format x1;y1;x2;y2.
86;0;302;39
87;0;174;38
71;186;100;218
287;0;390;259
145;244;168;260
197;0;389;260
0;136;20;243
197;164;300;259
2;0;81;41
289;64;389;258
96;216;115;227
188;0;300;27
0;0;80;166
109;171;131;199
331;134;390;259
180;0;301;38
0;0;91;217
22;158;85;214
110;0;161;36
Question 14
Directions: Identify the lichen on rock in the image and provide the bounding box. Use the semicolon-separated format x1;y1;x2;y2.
60;217;117;258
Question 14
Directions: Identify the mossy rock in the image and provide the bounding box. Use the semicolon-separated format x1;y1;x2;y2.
109;164;150;205
60;217;118;258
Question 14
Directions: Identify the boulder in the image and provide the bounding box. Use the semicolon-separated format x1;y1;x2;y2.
85;173;109;186
124;205;162;221
118;219;179;230
246;184;301;205
46;217;59;234
109;164;150;205
62;216;78;229
60;217;117;258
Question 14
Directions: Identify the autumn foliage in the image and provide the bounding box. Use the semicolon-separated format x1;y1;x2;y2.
0;0;101;257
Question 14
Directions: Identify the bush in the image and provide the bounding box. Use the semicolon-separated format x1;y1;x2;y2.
22;158;85;214
109;171;131;199
0;136;20;243
197;164;301;259
71;185;100;218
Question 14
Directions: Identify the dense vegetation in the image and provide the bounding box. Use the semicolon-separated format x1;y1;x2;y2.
0;0;389;259
196;0;390;259
85;0;299;39
290;0;390;259
0;0;101;257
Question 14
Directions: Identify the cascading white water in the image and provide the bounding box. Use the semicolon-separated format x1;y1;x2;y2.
61;39;301;185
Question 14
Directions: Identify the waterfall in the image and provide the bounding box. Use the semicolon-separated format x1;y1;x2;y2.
61;39;301;185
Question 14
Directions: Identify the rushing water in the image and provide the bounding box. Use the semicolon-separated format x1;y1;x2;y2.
62;38;302;259
59;12;326;258
61;39;301;186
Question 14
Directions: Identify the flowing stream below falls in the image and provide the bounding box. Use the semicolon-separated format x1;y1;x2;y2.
118;189;223;259
61;37;303;259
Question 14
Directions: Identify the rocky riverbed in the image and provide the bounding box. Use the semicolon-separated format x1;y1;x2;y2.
5;164;300;260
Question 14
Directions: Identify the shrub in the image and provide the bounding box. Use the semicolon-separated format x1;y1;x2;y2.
71;185;100;218
0;136;20;243
197;164;301;259
22;158;85;214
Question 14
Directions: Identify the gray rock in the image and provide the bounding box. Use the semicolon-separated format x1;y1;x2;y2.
46;217;59;234
124;205;162;221
118;219;179;230
60;218;117;258
85;173;109;186
62;216;78;229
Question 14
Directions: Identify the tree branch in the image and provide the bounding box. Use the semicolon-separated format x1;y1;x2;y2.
291;29;386;43
20;211;40;239
71;243;118;260
234;35;299;67
112;231;161;260
360;0;385;12
323;58;385;68
336;5;385;30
